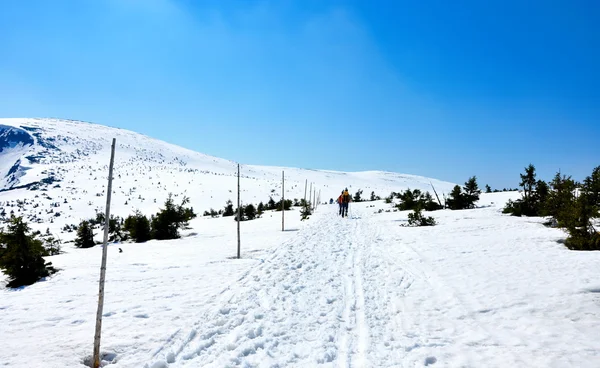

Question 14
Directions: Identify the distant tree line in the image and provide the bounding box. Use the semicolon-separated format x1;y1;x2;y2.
74;193;196;246
202;196;299;222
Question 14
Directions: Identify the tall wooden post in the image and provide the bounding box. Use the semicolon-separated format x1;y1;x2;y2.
430;181;442;208
93;138;116;368
237;164;241;259
309;182;313;210
304;179;307;206
282;171;285;231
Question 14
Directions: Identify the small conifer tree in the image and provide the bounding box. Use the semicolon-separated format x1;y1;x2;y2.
223;200;235;217
300;198;312;220
151;193;196;240
0;216;57;287
75;220;95;248
257;202;265;217
407;208;436;227
124;211;151;243
446;185;465;210
244;204;257;220
463;176;481;209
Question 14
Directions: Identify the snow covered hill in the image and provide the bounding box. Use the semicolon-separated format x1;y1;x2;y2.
4;118;598;368
2;194;600;368
0;118;456;239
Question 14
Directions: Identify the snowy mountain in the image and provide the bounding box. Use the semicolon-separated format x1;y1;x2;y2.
0;118;456;237
2;119;600;368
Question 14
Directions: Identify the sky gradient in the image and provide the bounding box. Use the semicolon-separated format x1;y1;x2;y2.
1;0;598;188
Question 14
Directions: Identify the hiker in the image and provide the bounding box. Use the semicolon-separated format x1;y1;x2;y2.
341;188;351;217
338;191;344;215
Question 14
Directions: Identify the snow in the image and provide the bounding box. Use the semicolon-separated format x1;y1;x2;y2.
1;118;600;367
0;118;456;242
2;194;600;367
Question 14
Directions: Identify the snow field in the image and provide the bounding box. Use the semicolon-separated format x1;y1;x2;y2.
142;195;600;368
1;116;599;368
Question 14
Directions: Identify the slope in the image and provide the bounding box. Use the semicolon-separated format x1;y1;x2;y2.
142;196;600;368
0;118;456;241
3;192;599;367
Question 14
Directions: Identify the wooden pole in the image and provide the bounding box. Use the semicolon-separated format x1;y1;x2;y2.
237;164;241;259
282;171;285;231
93;138;116;368
304;179;307;206
430;181;443;207
309;182;313;210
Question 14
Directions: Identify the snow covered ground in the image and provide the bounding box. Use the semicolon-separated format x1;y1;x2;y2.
2;192;600;368
0;118;457;244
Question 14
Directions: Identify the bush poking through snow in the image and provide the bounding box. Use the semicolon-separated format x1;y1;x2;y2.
558;167;600;251
222;200;235;217
151;193;196;240
0;216;57;288
257;202;265;217
353;189;363;202
396;189;442;212
503;164;549;217
123;211;151;243
300;198;311;220
244;204;257;221
447;176;481;210
407;208;436;227
75;220;95;248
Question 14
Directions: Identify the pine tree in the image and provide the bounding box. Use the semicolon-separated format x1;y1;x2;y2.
423;192;442;211
0;216;57;288
257;202;265;217
397;189;418;211
353;189;363;202
504;165;547;217
300;199;312;220
75;220;95;248
583;166;600;207
234;205;245;222
446;185;465;210
533;180;550;216
151;193;196;240
485;184;492;193
560;169;600;250
370;191;377;201
124;211;151;243
546;172;576;222
244;204;257;220
104;215;123;242
407;208;436;226
275;199;293;211
463;176;481;209
267;197;276;211
43;235;62;256
520;164;537;214
223;200;235;217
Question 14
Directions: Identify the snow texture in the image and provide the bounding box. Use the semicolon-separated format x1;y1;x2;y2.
1;119;599;367
0;118;455;241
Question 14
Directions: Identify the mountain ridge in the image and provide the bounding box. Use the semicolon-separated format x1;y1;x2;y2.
0;118;457;238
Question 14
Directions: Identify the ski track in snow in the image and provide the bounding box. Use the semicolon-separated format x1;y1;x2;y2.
147;205;523;368
146;206;387;367
3;194;600;367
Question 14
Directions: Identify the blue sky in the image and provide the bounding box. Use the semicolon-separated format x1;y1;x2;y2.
0;0;598;188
